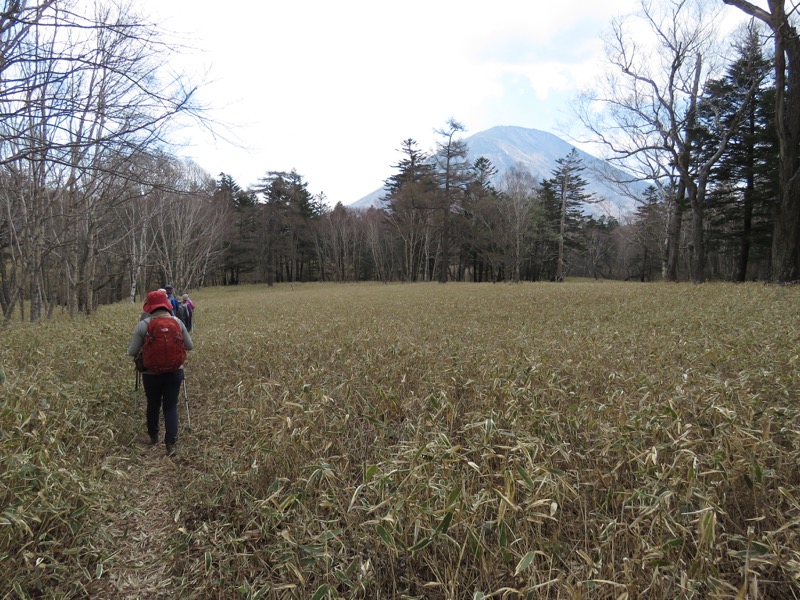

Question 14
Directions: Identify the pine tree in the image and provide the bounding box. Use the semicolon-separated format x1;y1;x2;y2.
254;170;319;284
723;0;800;281
538;149;592;281
695;23;775;280
384;139;437;281
631;186;666;281
432;119;472;283
462;156;500;282
385;139;436;201
214;173;256;285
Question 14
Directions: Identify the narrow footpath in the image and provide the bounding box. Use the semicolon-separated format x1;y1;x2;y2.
90;382;209;600
105;444;180;599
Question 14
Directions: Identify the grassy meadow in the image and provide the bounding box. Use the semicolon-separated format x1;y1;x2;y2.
1;281;800;599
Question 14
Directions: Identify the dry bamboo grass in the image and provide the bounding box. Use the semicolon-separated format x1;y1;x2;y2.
1;281;799;599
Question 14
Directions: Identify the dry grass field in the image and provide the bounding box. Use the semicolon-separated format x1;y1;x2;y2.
2;281;799;599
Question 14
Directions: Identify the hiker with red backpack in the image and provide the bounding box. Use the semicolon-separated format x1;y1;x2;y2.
128;289;194;456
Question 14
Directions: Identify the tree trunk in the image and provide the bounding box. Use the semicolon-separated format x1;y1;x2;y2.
723;0;800;281
738;178;755;283
737;103;757;282
664;194;684;281
772;177;800;280
556;184;567;282
689;183;706;283
438;210;450;283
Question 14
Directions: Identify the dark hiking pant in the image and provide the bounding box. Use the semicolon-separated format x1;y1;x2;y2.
142;370;183;445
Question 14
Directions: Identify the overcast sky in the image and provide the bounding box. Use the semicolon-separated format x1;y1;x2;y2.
141;0;741;205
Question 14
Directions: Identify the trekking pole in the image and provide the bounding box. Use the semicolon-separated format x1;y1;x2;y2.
134;367;140;391
183;377;191;430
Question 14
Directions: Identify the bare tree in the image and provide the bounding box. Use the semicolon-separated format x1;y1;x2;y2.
722;0;800;281
385;195;434;282
362;207;392;282
322;202;360;281
499;164;536;282
0;0;204;322
575;0;763;282
150;159;227;291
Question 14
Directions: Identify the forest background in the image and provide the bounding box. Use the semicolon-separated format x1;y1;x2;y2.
4;0;800;327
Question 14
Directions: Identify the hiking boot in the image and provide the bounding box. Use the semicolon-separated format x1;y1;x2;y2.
166;443;176;456
149;435;158;446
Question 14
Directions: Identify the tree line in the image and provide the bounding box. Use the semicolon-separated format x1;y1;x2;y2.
0;0;221;325
213;0;800;287
3;0;800;326
213;131;621;287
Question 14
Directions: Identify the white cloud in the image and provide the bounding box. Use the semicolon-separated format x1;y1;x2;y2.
141;0;652;203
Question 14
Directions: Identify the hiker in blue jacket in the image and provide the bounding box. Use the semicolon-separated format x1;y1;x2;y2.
164;284;181;314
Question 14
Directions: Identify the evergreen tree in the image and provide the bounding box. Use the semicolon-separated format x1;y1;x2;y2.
723;0;800;281
385;139;436;200
432;119;472;283
214;173;256;285
463;156;500;282
695;23;775;280
631;186;665;281
254;170;319;284
538;149;592;281
216;173;255;210
384;139;438;281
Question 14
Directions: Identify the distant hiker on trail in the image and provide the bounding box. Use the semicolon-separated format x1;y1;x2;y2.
180;293;194;331
164;283;191;331
128;290;194;456
181;293;195;312
164;284;180;314
165;283;192;328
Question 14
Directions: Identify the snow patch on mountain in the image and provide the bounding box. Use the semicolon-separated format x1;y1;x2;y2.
350;125;648;217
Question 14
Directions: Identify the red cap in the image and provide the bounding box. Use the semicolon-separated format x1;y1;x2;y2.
142;290;172;314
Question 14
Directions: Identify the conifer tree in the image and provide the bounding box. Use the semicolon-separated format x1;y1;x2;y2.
254;170;318;284
384;139;437;281
432;119;471;283
464;157;500;282
214;173;256;285
695;24;776;280
723;0;800;281
631;186;666;281
539;149;592;281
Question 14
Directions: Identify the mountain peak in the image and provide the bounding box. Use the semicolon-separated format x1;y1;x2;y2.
350;126;646;214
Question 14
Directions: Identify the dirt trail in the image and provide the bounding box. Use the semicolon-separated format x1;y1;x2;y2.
101;443;184;599
94;382;209;600
94;347;211;598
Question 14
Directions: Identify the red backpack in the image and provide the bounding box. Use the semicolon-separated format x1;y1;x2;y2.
141;316;187;374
